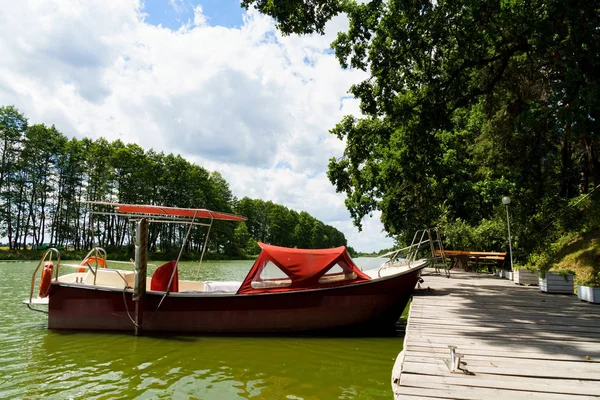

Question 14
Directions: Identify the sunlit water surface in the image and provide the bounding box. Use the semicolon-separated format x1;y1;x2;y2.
0;259;404;399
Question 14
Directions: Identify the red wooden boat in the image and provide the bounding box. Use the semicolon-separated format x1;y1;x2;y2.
25;203;429;334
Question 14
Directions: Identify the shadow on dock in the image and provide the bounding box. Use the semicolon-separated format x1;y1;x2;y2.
394;268;600;399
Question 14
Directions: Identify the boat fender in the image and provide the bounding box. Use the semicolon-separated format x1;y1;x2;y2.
77;257;107;273
39;261;54;298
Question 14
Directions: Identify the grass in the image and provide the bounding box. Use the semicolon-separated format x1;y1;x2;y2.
547;230;600;286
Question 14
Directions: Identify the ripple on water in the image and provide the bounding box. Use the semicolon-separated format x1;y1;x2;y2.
1;261;403;399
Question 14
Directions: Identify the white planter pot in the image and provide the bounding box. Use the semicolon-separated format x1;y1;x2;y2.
578;286;600;303
539;273;574;294
501;270;513;280
514;270;539;286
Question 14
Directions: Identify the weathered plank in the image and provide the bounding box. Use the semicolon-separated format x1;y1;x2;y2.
404;344;600;362
402;355;600;379
400;371;600;396
393;269;600;400
404;333;600;353
397;384;598;400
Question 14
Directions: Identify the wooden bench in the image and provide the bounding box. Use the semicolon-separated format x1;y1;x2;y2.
83;269;135;288
435;250;507;272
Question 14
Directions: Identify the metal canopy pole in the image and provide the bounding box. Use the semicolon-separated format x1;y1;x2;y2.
195;218;213;280
133;218;148;336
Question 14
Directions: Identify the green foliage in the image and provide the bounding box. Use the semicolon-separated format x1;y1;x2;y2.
0;106;349;259
439;219;476;251
245;237;261;256
550;270;575;280
581;272;600;287
525;230;600;284
241;0;343;35
249;0;600;260
440;216;507;253
526;232;579;273
234;197;347;249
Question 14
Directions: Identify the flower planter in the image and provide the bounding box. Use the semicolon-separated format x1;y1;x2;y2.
514;270;539;286
539;272;574;294
501;270;513;280
578;286;600;303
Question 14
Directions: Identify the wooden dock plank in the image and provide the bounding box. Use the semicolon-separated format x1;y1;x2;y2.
404;344;600;362
396;384;598;400
407;320;600;334
400;371;600;396
393;269;600;399
402;355;600;379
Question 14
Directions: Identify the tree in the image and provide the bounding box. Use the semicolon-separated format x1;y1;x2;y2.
51;137;86;249
241;0;343;35
0;106;350;256
0;106;27;248
292;211;315;248
19;124;62;247
246;0;600;252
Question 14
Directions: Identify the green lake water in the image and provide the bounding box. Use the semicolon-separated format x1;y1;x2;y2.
0;260;405;399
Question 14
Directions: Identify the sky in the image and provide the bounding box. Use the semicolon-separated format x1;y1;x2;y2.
0;0;395;253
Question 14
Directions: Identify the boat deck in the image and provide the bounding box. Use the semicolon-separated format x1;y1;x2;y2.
393;269;600;399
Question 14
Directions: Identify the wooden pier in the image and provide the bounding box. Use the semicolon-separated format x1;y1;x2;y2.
393;269;600;399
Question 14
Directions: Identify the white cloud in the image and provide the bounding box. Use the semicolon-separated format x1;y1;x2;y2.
193;5;207;27
0;0;394;252
169;0;186;13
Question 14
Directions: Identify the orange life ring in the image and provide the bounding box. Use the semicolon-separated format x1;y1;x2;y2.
77;257;107;273
39;261;54;298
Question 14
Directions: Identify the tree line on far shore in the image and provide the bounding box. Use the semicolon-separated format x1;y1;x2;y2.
0;106;351;258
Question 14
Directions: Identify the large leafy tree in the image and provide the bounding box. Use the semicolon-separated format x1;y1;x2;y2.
19;124;63;247
246;0;600;250
51;137;86;249
0;106;27;248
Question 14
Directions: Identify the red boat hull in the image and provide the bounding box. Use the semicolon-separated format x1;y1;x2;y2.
48;265;426;334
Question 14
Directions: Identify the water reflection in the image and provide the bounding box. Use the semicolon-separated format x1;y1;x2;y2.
1;261;403;399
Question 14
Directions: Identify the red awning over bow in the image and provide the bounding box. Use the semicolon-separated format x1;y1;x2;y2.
237;243;370;294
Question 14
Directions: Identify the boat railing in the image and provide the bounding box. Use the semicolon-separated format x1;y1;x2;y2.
376;237;432;277
409;228;450;277
27;248;61;313
61;247;156;287
34;245;155;289
375;227;448;277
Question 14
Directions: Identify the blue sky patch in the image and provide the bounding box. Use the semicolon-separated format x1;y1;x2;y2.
275;161;292;170
142;0;244;30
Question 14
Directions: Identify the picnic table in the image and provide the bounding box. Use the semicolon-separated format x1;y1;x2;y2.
435;250;506;272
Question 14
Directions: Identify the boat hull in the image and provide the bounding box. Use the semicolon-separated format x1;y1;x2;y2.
48;263;427;334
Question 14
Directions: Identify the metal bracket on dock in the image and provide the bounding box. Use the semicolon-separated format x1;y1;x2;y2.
444;345;471;374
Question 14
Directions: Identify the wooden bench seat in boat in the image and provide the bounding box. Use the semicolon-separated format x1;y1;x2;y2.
251;279;292;289
318;272;358;283
178;280;206;292
83;269;135;289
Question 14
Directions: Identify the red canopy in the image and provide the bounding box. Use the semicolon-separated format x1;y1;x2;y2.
237;243;370;294
114;204;246;221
